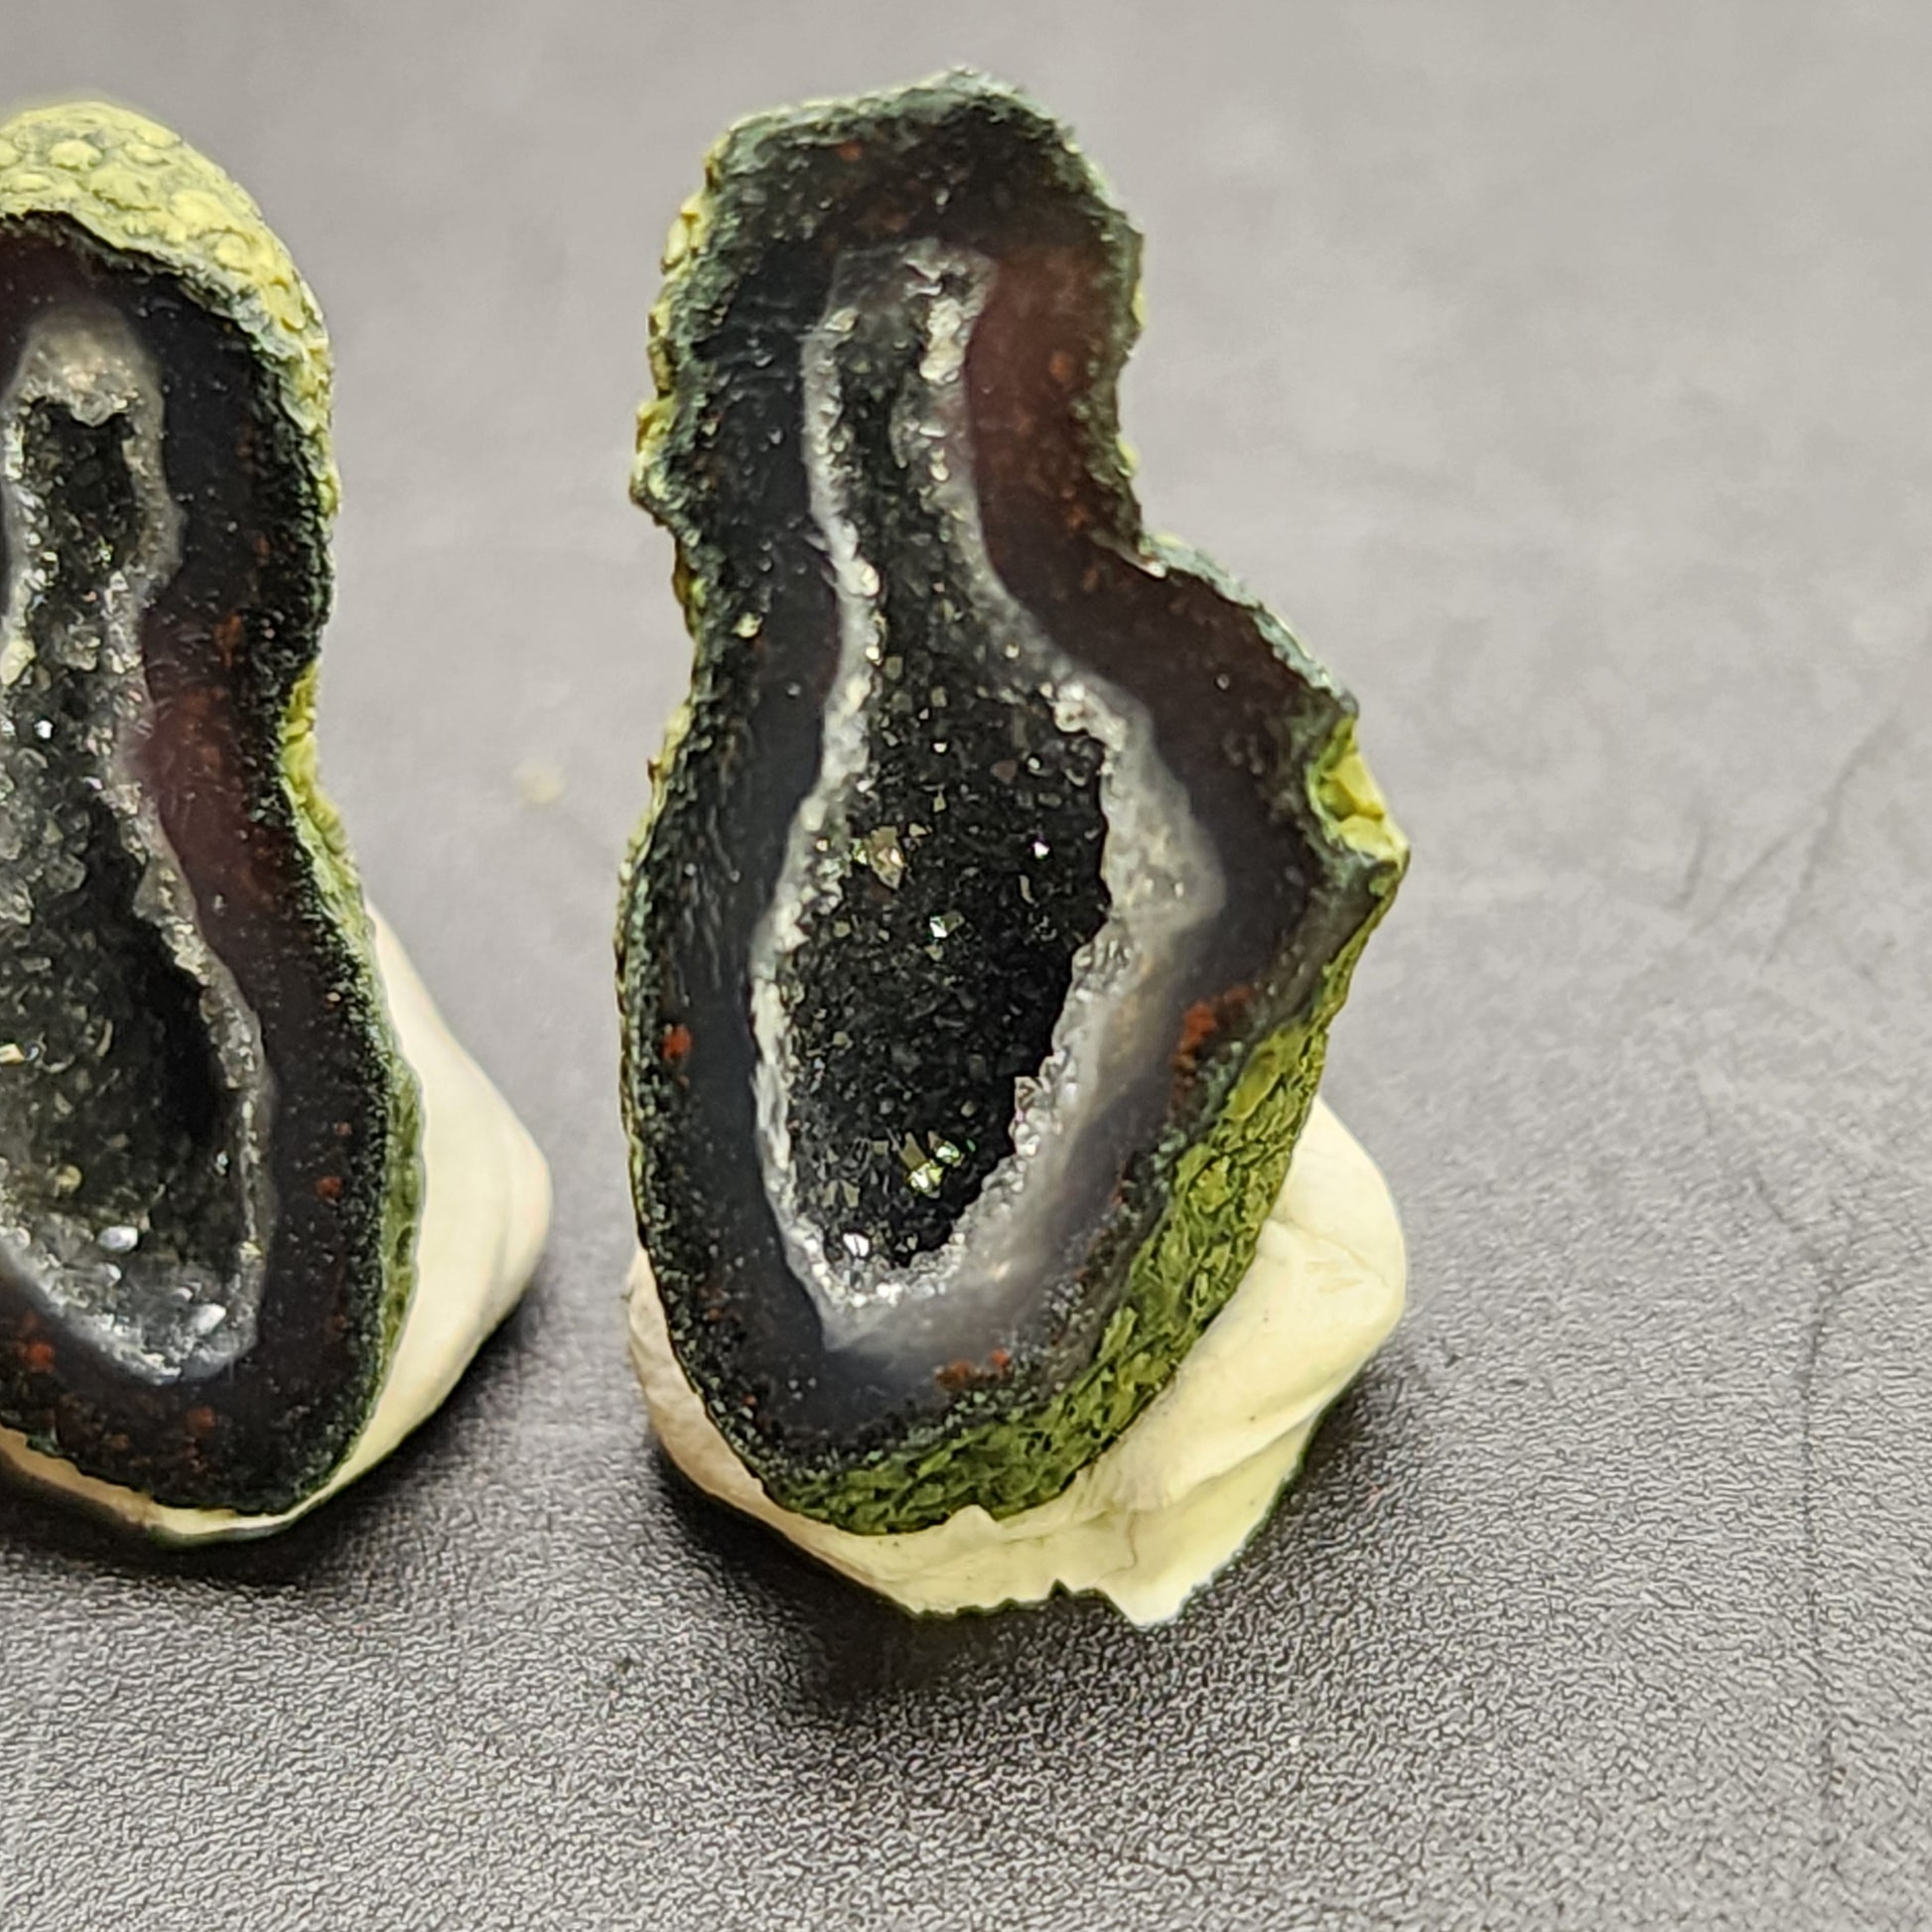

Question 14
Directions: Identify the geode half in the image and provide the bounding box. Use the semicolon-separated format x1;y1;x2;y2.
0;101;549;1530
620;73;1405;1536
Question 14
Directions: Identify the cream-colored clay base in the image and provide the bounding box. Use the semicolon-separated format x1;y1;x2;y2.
628;1097;1404;1626
0;913;551;1542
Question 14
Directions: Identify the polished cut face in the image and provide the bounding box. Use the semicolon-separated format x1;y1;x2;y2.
621;73;1405;1534
0;106;416;1517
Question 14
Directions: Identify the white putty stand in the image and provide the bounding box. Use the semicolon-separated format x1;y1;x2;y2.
628;1097;1404;1626
0;914;552;1542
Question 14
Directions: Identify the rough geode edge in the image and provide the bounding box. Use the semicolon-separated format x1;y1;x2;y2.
619;71;1408;1535
0;915;551;1542
629;1097;1405;1623
0;101;424;1472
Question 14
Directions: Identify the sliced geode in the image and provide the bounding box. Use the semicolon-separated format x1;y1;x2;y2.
621;73;1405;1538
0;102;549;1532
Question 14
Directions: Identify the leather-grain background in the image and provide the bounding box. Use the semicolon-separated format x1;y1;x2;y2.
3;3;1928;1926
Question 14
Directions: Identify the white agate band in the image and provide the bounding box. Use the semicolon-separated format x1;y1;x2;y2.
0;913;551;1542
629;1096;1404;1625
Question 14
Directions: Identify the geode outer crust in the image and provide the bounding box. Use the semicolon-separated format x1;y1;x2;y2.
0;104;420;1516
620;74;1405;1535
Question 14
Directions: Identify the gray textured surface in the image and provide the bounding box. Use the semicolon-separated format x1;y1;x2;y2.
2;2;1928;1926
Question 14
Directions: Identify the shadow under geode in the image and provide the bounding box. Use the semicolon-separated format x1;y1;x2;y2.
0;1274;544;1596
649;1446;1056;1705
645;1363;1396;1716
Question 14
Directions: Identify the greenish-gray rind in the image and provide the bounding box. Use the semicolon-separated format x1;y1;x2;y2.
621;71;1406;1533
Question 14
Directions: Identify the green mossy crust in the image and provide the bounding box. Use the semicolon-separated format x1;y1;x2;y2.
0;102;421;1509
621;72;1405;1534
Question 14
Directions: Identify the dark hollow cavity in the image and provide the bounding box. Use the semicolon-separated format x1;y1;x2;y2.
0;219;398;1514
769;247;1113;1281
0;373;265;1386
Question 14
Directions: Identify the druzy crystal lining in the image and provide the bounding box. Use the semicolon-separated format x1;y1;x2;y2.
0;302;272;1383
751;242;1222;1359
